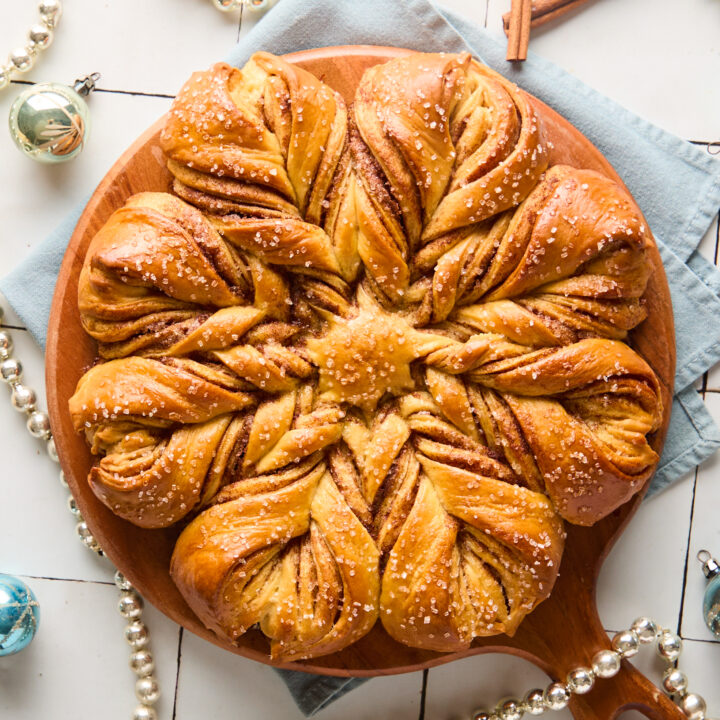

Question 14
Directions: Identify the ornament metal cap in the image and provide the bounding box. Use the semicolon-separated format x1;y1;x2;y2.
73;71;101;97
697;549;720;579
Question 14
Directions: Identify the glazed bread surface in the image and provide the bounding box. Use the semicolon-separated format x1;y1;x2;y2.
69;51;662;660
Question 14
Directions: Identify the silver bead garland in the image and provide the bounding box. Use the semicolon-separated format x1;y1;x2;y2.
0;306;160;720
0;1;62;91
470;619;717;719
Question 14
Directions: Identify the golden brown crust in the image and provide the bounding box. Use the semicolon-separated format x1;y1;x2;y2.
70;51;663;660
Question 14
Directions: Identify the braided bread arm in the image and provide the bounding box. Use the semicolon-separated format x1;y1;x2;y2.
423;165;651;325
414;334;662;524
69;357;255;429
479;339;662;524
69;357;255;527
317;398;564;651
171;458;380;661
381;457;564;651
78;192;290;358
87;416;235;529
346;53;548;303
424;60;548;240
160;55;347;219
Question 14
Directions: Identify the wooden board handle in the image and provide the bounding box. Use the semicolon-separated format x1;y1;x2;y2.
571;662;685;719
498;530;686;720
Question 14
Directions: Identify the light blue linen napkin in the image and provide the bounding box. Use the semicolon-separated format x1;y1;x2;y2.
3;0;720;715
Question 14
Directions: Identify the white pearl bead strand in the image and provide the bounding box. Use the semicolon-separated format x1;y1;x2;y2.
471;619;716;720
0;1;62;92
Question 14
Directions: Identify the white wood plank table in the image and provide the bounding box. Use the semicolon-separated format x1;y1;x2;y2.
1;1;718;718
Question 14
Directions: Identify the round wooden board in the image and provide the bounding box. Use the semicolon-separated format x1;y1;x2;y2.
46;46;680;718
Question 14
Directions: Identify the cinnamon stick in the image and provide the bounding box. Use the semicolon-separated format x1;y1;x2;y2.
506;0;533;61
503;0;593;36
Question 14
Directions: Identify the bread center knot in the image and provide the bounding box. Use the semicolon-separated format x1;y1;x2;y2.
306;301;420;412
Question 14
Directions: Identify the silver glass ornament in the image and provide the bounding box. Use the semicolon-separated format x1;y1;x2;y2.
8;73;99;163
496;698;523;720
679;693;707;720
115;571;133;592
75;520;92;542
119;591;144;619
11;383;36;411
27;409;51;438
129;650;155;678
0;330;12;359
39;0;63;27
10;48;35;73
657;630;683;661
46;436;59;461
631;616;659;644
1;358;22;383
611;629;640;658
28;24;54;51
544;683;570;711
472;711;493;720
125;620;149;650
0;65;12;91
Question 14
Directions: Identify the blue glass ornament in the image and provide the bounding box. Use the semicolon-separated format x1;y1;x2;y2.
0;573;40;656
697;550;720;638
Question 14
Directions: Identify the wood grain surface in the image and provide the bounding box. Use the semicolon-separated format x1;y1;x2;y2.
45;45;679;719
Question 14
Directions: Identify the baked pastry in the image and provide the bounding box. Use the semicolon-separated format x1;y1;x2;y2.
69;51;663;660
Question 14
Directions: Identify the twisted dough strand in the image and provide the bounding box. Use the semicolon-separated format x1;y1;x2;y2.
171;458;380;661
78;193;291;358
380;458;564;650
